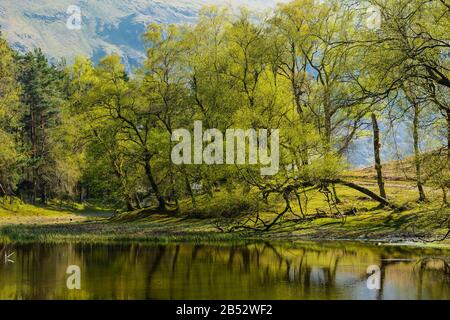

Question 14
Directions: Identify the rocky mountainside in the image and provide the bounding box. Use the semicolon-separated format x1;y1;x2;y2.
0;0;282;69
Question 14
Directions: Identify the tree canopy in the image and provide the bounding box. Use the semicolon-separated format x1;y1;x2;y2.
0;0;448;230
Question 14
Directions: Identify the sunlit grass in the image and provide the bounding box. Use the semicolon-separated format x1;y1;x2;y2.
0;174;448;247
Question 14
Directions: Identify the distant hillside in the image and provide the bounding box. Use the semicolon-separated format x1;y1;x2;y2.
345;148;448;182
0;0;283;69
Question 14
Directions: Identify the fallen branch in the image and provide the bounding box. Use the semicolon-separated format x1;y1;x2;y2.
328;179;394;208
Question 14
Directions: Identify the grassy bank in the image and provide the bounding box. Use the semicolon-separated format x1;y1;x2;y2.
0;194;448;247
0;162;449;246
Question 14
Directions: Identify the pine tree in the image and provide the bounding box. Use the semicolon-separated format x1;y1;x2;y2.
17;49;64;203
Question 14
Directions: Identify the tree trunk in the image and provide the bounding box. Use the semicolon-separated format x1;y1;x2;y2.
447;109;450;162
79;184;84;203
32;171;37;204
324;106;332;150
168;154;179;212
332;183;341;204
371;113;387;199
413;103;427;202
40;186;47;205
144;158;165;211
134;194;142;210
0;182;6;197
126;198;135;212
184;173;196;207
31;107;37;205
442;187;448;206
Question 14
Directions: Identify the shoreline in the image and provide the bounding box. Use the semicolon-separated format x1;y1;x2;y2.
1;201;449;249
1;220;449;250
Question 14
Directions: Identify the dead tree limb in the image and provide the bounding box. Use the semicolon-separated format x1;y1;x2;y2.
327;179;394;208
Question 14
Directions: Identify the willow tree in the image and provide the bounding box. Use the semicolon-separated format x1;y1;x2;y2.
69;56;157;210
142;23;193;211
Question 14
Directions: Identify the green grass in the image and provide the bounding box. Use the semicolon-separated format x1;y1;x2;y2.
0;176;448;247
0;200;448;246
0;209;448;247
0;198;112;217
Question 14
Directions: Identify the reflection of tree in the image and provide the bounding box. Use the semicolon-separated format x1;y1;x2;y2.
415;258;450;276
0;244;7;262
227;247;236;270
365;255;410;300
414;257;450;300
1;243;449;300
185;245;204;281
323;257;340;298
377;257;388;300
171;245;180;273
373;256;450;300
144;245;166;299
263;242;344;297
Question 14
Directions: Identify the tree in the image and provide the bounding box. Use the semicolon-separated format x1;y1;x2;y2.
366;0;450;157
371;113;387;200
403;85;427;202
0;32;22;197
142;23;192;211
17;49;66;203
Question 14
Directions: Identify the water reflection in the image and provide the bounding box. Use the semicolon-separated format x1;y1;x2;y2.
0;242;449;300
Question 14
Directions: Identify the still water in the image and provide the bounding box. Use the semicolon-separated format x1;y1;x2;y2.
0;242;449;300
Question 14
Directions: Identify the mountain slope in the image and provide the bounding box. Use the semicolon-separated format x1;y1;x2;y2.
0;0;283;69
